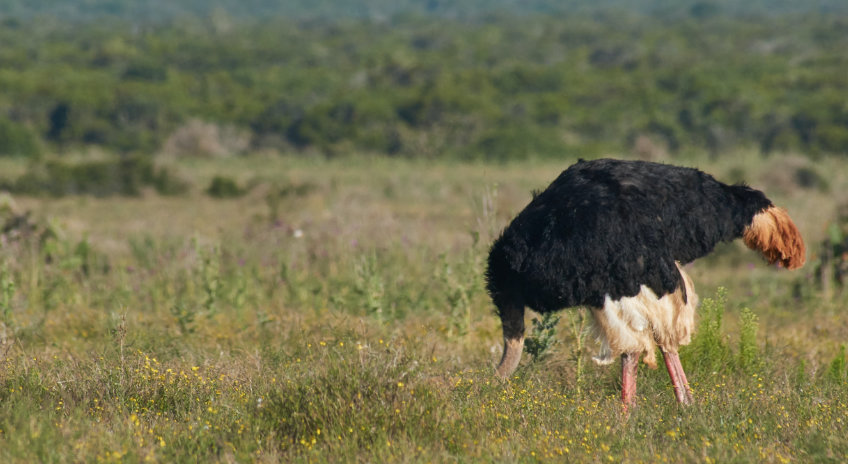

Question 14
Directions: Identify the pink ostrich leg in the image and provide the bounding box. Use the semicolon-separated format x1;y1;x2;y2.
662;351;693;405
621;353;639;408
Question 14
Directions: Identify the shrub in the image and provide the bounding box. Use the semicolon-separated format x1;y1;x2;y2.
0;118;41;158
816;124;848;154
7;157;189;197
152;167;191;196
794;166;829;192
122;59;168;82
473;124;566;161
206;176;245;198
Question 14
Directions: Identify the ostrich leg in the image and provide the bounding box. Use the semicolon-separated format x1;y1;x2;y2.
662;351;693;405
621;353;639;407
495;302;525;378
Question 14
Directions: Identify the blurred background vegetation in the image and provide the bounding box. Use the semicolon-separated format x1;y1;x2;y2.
0;0;847;162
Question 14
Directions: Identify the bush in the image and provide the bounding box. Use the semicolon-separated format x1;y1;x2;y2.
7;157;189;197
817;124;848;154
152;167;190;196
122;59;168;82
473;124;566;161
0;118;41;158
206;176;245;198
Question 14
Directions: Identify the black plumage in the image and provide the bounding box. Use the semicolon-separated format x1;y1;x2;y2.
486;158;772;313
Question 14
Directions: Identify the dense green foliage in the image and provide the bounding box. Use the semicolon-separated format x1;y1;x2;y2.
1;1;847;159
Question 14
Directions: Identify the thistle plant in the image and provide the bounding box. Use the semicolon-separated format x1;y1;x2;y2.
194;240;220;317
171;301;196;335
828;345;846;383
354;253;385;323
439;254;475;338
569;308;588;393
738;307;761;372
524;312;561;362
689;287;731;371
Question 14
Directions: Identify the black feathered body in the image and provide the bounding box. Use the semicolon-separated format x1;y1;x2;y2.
486;158;773;312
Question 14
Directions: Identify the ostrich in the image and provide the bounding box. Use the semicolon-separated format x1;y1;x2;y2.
486;158;805;406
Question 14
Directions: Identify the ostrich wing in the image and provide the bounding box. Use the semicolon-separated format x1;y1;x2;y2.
487;159;772;311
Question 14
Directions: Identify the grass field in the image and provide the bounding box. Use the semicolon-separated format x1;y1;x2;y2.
0;152;846;462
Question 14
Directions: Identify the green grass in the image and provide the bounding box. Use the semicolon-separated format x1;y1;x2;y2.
1;152;847;462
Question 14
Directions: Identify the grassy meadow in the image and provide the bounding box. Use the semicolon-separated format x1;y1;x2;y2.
0;152;847;462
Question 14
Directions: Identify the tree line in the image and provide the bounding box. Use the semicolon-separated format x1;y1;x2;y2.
0;5;847;159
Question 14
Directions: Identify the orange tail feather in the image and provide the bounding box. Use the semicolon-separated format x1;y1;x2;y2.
743;206;806;270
